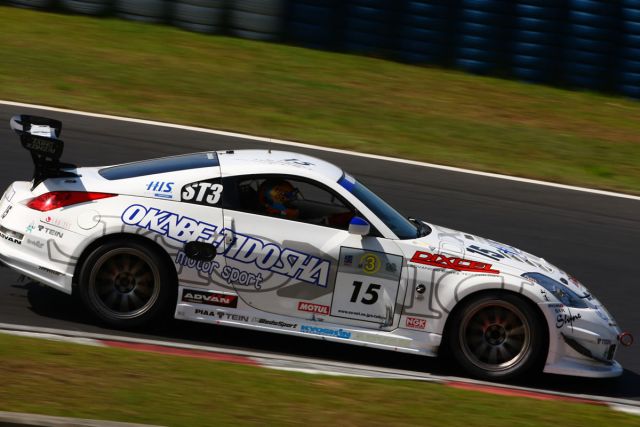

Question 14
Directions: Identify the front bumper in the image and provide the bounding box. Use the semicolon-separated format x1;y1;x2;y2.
541;302;624;378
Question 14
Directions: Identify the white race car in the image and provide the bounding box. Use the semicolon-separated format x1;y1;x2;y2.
0;115;633;380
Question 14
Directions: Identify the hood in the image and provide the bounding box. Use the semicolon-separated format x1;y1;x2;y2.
401;222;591;297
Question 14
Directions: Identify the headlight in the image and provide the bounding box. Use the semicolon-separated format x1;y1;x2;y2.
522;272;589;308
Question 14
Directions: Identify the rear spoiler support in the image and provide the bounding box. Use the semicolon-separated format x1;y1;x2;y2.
10;115;78;190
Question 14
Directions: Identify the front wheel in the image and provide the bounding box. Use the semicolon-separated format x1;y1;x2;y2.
78;239;175;328
448;292;546;380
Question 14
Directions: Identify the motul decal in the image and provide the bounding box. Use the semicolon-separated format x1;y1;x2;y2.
410;251;499;274
297;301;330;315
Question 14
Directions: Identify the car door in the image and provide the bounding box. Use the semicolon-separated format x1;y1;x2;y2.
219;173;407;330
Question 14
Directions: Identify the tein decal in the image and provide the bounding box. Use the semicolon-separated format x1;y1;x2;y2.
122;204;331;287
410;251;499;274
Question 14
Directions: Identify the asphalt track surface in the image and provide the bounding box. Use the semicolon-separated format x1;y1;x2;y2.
0;104;639;401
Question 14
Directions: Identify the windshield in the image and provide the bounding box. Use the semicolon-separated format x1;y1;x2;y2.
339;174;420;239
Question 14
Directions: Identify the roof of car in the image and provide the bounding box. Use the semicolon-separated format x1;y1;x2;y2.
217;149;344;182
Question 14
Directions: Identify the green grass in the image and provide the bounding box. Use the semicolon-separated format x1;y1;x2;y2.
1;6;640;194
0;334;638;426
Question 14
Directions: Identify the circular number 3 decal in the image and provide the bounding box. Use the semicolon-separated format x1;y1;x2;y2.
360;253;381;274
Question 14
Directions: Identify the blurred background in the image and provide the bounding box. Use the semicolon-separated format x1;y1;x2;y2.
4;0;640;96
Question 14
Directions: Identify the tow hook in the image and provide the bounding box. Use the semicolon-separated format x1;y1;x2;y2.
619;332;634;347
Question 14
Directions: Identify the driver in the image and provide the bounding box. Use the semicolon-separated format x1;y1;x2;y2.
258;179;300;219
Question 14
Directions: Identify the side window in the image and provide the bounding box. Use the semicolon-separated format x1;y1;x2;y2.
223;175;356;231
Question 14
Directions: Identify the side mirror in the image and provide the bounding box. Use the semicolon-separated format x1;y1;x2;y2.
348;217;370;236
184;241;217;261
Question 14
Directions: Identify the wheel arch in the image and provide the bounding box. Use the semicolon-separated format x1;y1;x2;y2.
72;232;179;290
439;288;550;363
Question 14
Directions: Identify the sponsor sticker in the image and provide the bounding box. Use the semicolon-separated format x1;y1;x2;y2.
405;317;427;330
42;215;72;230
410;251;499;274
181;289;238;308
25;238;44;249
300;325;351;339
0;225;23;245
297;301;330;316
123;204;331;288
253;318;298;329
1;205;11;219
145;181;174;199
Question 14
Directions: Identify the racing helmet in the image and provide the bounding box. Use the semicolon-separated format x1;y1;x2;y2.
258;179;299;219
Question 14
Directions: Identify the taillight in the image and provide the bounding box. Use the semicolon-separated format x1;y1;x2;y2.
26;192;116;212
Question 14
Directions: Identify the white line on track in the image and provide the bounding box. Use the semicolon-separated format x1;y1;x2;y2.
1;99;639;202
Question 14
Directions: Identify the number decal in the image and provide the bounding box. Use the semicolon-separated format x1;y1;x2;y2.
181;180;224;206
360;253;381;274
206;184;223;204
350;281;381;305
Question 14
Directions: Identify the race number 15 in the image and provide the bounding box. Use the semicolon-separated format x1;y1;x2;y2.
350;281;381;305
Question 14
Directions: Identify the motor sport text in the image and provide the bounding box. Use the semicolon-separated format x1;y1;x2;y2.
410;251;499;274
122;204;330;287
175;250;264;289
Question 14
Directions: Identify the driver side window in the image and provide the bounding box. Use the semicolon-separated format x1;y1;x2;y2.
222;174;356;231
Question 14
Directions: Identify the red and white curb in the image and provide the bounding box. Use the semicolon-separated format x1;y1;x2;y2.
1;324;639;418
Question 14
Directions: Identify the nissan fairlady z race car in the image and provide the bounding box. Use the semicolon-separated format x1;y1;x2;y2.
0;115;633;379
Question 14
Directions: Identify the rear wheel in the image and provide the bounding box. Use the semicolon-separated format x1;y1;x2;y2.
78;240;174;328
448;292;545;380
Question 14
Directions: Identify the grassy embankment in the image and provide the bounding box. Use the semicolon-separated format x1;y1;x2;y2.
0;334;638;426
1;6;640;194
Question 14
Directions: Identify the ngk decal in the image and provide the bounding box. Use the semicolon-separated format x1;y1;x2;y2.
297;301;330;315
410;251;499;274
405;317;427;330
181;289;238;308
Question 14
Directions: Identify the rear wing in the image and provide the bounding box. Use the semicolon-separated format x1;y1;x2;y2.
10;115;77;189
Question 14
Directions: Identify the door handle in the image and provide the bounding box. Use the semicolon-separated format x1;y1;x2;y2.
224;215;235;246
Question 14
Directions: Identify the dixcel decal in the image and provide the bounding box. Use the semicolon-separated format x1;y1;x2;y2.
123;204;331;288
1;205;11;219
410;251;499;274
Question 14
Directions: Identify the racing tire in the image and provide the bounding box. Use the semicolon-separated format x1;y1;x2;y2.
231;0;284;15
448;292;546;380
78;239;175;329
